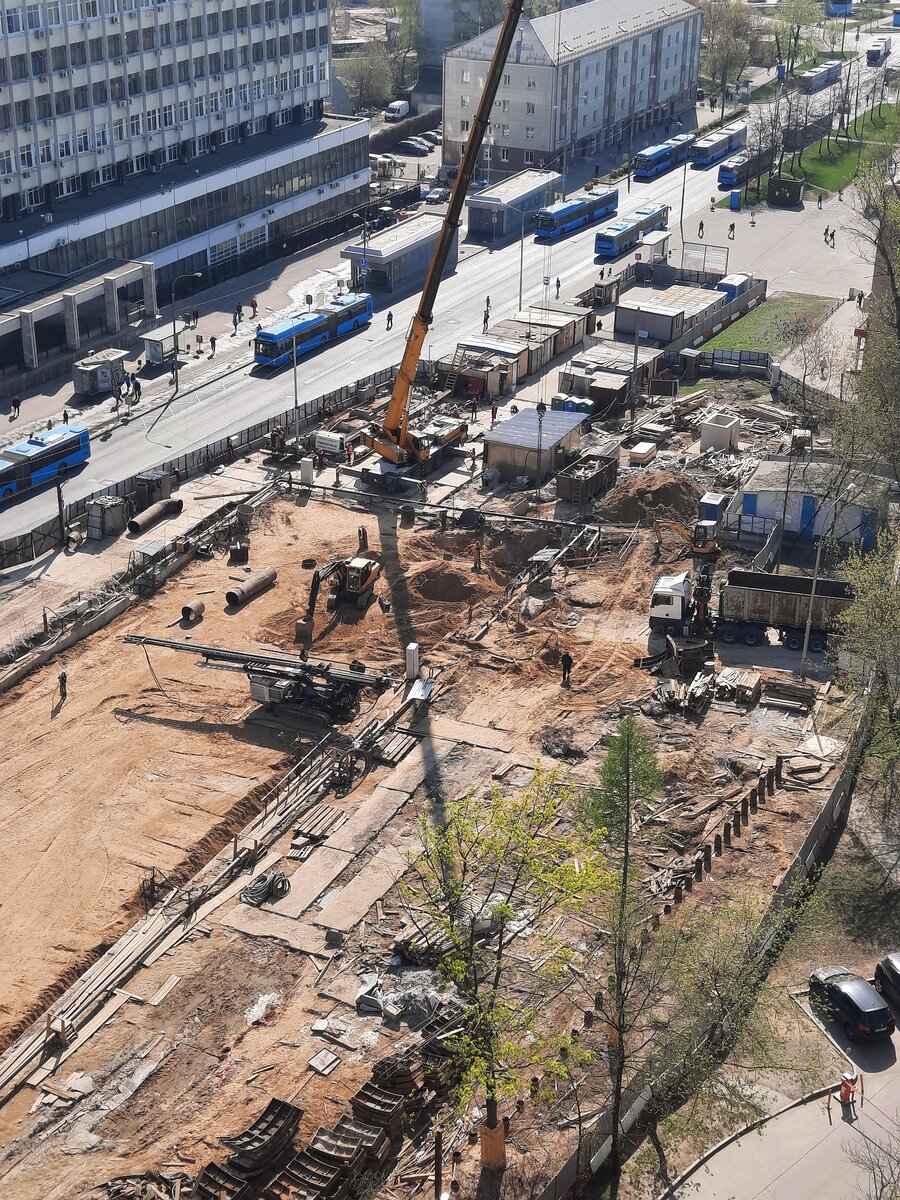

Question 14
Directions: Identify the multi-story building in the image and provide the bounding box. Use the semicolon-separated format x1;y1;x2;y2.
442;0;702;176
0;0;369;290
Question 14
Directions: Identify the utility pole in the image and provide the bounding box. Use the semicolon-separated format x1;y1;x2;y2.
55;476;66;546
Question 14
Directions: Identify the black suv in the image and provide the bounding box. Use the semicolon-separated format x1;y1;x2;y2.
809;966;895;1039
874;953;900;1008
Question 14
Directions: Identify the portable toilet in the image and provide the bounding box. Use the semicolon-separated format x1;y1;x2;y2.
699;491;728;524
894;8;900;24
730;189;741;212
776;62;786;81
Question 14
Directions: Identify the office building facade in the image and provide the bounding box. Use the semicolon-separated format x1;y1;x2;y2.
442;0;702;176
0;0;370;288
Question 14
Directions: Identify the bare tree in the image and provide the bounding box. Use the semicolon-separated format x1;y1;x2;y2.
697;0;759;121
846;1108;900;1199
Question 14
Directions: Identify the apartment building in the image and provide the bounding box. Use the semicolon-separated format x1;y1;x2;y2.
442;0;702;176
0;0;370;291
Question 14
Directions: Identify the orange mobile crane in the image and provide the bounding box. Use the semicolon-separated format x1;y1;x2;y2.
361;0;526;484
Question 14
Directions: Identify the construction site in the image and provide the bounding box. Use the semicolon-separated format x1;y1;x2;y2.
0;1;871;1194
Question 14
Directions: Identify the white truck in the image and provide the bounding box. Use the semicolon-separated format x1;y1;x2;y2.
384;100;410;122
648;568;853;651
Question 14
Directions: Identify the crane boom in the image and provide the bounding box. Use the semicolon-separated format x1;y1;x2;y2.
366;0;527;465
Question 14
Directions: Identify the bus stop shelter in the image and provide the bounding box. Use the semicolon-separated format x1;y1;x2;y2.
341;213;456;293
141;321;187;365
466;170;561;240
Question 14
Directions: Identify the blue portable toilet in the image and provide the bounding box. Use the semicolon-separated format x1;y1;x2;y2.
894;9;900;25
730;189;741;211
776;63;786;81
563;399;578;412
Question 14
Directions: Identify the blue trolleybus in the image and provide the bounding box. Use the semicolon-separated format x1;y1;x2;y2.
632;133;697;180
868;36;891;66
796;60;843;94
691;121;747;168
717;145;773;189
0;424;91;503
254;292;373;368
534;187;619;239
593;202;670;258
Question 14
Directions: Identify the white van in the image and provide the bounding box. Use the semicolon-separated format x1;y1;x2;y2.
384;100;410;122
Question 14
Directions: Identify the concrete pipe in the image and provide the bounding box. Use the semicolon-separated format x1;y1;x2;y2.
127;497;184;535
182;599;205;623
226;566;277;608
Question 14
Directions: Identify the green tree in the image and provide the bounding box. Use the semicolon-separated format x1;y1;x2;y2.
336;45;395;112
697;0;759;120
576;717;664;1186
401;768;610;1166
775;0;821;74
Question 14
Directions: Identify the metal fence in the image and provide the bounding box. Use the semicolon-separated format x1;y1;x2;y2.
0;364;396;571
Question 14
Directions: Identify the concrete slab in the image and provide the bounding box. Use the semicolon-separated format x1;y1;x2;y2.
314;842;412;933
324;784;411;854
221;905;328;956
263;846;351;919
379;738;458;795
409;715;513;753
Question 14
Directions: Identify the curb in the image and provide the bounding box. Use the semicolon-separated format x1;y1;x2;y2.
654;1083;837;1198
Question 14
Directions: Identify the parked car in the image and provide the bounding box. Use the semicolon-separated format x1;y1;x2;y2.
809;966;896;1039
696;86;705;102
874;953;900;1007
396;138;429;156
408;136;432;153
425;187;450;203
421;130;442;145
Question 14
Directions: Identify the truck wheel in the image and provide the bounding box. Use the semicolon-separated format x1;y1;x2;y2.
743;628;761;647
718;625;737;644
785;632;803;651
664;623;680;637
809;634;826;653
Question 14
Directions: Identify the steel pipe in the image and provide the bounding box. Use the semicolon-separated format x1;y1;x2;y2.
226;566;277;607
127;498;184;534
181;599;205;623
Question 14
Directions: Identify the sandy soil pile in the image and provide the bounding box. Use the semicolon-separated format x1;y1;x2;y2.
597;469;701;524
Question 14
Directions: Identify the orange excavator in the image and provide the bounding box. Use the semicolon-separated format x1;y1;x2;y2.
361;0;526;482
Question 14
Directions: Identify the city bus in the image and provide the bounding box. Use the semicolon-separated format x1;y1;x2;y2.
633;133;696;180
717;145;773;188
534;187;619;239
796;60;843;94
593;202;670;258
253;292;373;368
691;121;747;168
0;424;91;503
868;36;891;66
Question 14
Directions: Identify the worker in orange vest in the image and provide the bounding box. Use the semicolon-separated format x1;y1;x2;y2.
839;1071;858;1106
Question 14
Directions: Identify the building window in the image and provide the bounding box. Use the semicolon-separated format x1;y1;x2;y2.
502;73;510;86
527;77;536;89
483;145;491;160
501;123;509;137
318;61;326;81
194;95;206;116
195;133;210;154
20;145;35;169
240;226;267;253
125;154;148;175
162;103;175;127
221;125;238;144
0;150;12;175
38;138;52;163
95;124;108;146
526;101;535;114
6;9;23;32
253;114;267;132
58;135;73;158
524;150;534;165
23;185;45;208
224;87;235;108
210;236;238;265
93;164;115;185
26;4;42;29
460;95;469;109
459;119;469;134
461;69;470;83
500;147;509;162
76;128;91;151
145;108;159;131
525;126;534;139
54;174;82;198
179;99;190;122
129;112;142;135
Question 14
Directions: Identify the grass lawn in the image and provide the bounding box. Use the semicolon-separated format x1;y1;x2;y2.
705;293;834;355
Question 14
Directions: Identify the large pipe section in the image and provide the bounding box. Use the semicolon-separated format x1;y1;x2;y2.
226;567;277;608
127;498;184;535
181;600;205;623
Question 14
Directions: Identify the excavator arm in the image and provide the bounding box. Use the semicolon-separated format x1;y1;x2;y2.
652;520;719;556
366;0;527;465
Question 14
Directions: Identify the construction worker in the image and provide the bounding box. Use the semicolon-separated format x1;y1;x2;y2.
386;310;393;331
58;669;68;702
560;650;573;686
839;1071;858;1108
471;541;482;572
555;277;561;298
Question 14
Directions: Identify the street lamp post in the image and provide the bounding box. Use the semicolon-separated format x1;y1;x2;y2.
170;271;202;394
799;483;855;678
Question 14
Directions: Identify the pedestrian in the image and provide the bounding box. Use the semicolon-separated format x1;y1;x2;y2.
133;379;142;401
12;395;21;418
483;310;489;333
698;219;704;238
728;222;735;239
250;296;258;318
209;334;217;357
232;311;239;333
58;669;68;702
838;187;844;202
471;541;482;572
490;399;498;426
830;229;836;247
346;443;354;466
823;225;830;242
123;370;130;390
560;649;573;686
857;290;864;309
113;393;120;412
817;192;823;209
46;418;53;430
192;307;199;328
555;277;561;298
62;408;69;424
237;303;244;321
386;310;393;331
470;396;479;422
485;295;491;312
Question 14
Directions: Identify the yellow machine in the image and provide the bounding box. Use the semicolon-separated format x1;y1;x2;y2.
652;520;720;557
361;0;526;476
296;556;383;640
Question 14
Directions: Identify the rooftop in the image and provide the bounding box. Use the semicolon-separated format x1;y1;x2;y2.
484;407;584;450
342;212;446;260
743;457;894;509
447;0;698;66
466;170;560;209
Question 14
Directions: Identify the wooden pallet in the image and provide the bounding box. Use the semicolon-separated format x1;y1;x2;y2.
287;804;348;862
371;730;419;766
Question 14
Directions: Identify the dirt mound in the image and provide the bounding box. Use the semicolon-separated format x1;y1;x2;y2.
597;470;701;524
409;562;480;604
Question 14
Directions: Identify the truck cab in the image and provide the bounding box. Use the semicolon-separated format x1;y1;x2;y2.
649;571;693;634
